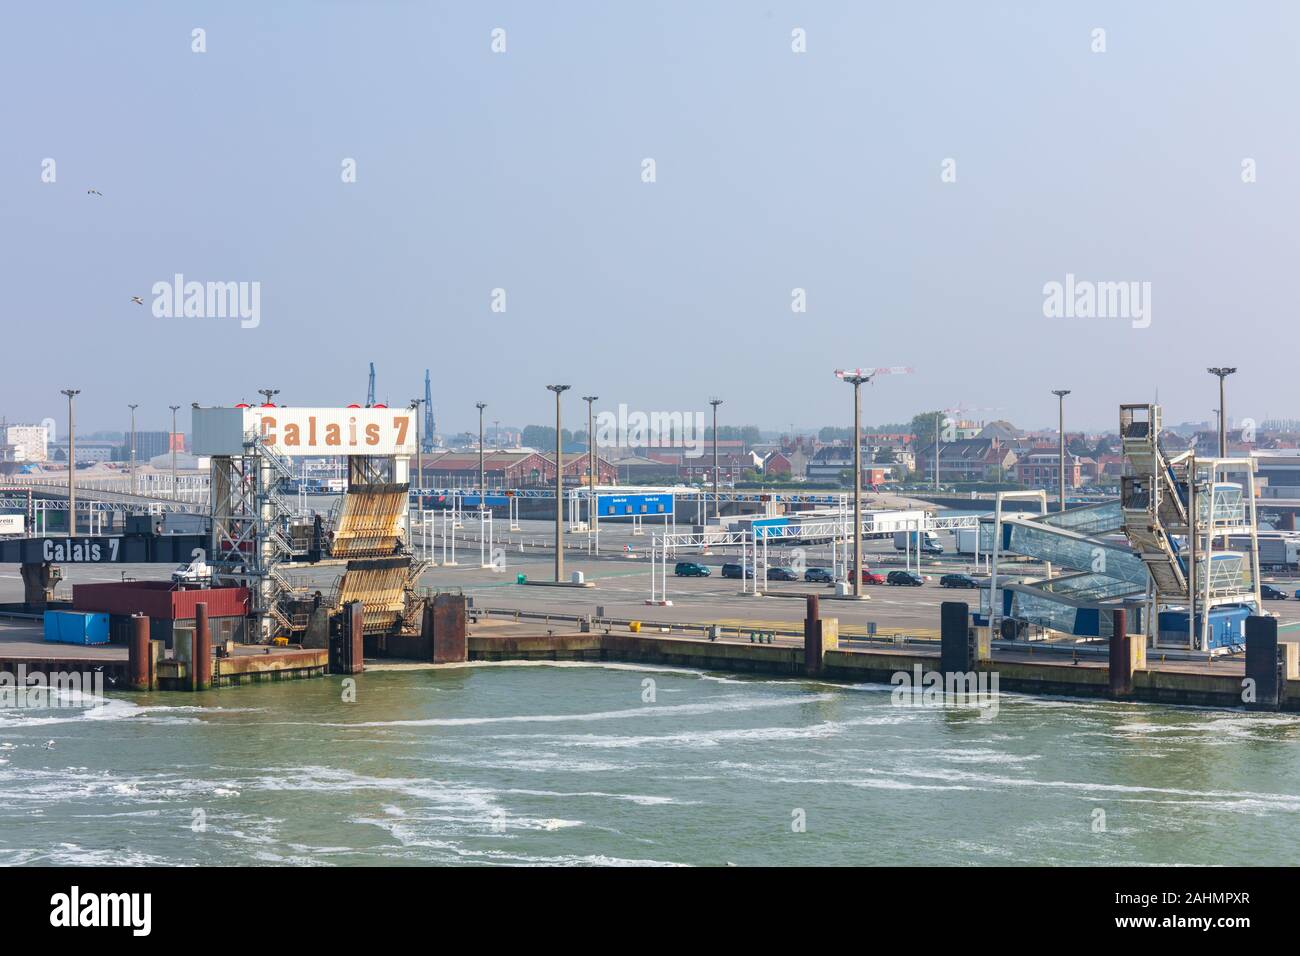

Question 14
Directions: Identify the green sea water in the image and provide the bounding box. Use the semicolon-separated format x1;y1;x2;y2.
2;661;1299;866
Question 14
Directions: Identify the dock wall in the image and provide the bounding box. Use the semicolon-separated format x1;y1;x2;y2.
468;632;1295;711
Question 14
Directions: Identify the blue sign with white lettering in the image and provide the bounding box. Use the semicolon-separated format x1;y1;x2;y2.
598;493;674;516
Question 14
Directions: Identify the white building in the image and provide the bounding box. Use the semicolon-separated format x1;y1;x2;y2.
4;425;48;462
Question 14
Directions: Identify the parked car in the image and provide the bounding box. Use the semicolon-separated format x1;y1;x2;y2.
887;570;924;587
1261;583;1286;600
859;569;886;585
766;567;797;582
721;563;754;579
674;561;710;577
940;573;979;589
804;567;835;584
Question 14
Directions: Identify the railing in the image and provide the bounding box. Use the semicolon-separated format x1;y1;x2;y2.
266;603;293;633
472;605;941;646
244;429;296;482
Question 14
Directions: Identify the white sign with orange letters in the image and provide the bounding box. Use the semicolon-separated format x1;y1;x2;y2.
192;407;416;457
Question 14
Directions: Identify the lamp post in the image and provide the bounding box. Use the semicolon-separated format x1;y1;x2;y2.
476;402;487;510
1052;389;1071;512
258;388;279;406
582;395;599;551
546;385;570;581
709;398;723;523
837;374;869;597
61;389;79;535
408;398;424;493
169;405;181;500
934;413;941;493
1207;368;1236;457
836;367;912;597
128;403;139;496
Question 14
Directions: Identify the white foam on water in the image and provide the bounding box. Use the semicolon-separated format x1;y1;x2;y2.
287;843;361;856
440;752;631;774
352;815;462;851
250;766;507;821
0;842;175;866
844;777;979;792
418;659;718;679
0;764;250;805
1109;713;1300;739
879;762;1300;810
890;747;1041;766
452;846;685;867
761;772;977;792
249;849;331;866
0;695;204;728
315;693;837;729
542;712;921;751
208;814;288;849
500;787;680;806
355;816;685;867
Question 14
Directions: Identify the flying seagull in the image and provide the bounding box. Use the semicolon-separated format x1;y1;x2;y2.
130;296;144;305
86;188;103;197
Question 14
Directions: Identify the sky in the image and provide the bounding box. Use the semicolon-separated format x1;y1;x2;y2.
2;1;1298;437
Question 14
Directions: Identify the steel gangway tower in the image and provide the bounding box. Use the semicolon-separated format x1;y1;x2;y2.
209;428;303;640
1118;404;1190;600
1118;403;1261;651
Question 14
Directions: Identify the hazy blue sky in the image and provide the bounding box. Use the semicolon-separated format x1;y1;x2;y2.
3;1;1297;436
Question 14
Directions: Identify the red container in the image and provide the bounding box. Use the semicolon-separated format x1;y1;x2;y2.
72;582;249;620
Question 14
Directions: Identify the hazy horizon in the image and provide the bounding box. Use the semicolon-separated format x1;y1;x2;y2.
4;1;1297;436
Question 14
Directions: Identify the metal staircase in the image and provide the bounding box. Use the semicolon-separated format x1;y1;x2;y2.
246;429;296;483
986;404;1262;650
1118;403;1261;650
1119;405;1189;602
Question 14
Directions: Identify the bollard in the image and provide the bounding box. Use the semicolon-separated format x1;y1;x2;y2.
194;602;212;691
940;601;973;674
128;613;151;691
1108;608;1133;697
804;594;824;675
1245;615;1282;710
431;593;468;663
421;601;435;660
329;600;365;675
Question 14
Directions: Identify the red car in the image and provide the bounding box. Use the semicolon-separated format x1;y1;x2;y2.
858;569;886;585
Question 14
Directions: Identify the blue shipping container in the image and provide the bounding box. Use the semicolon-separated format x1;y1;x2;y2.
43;610;110;646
